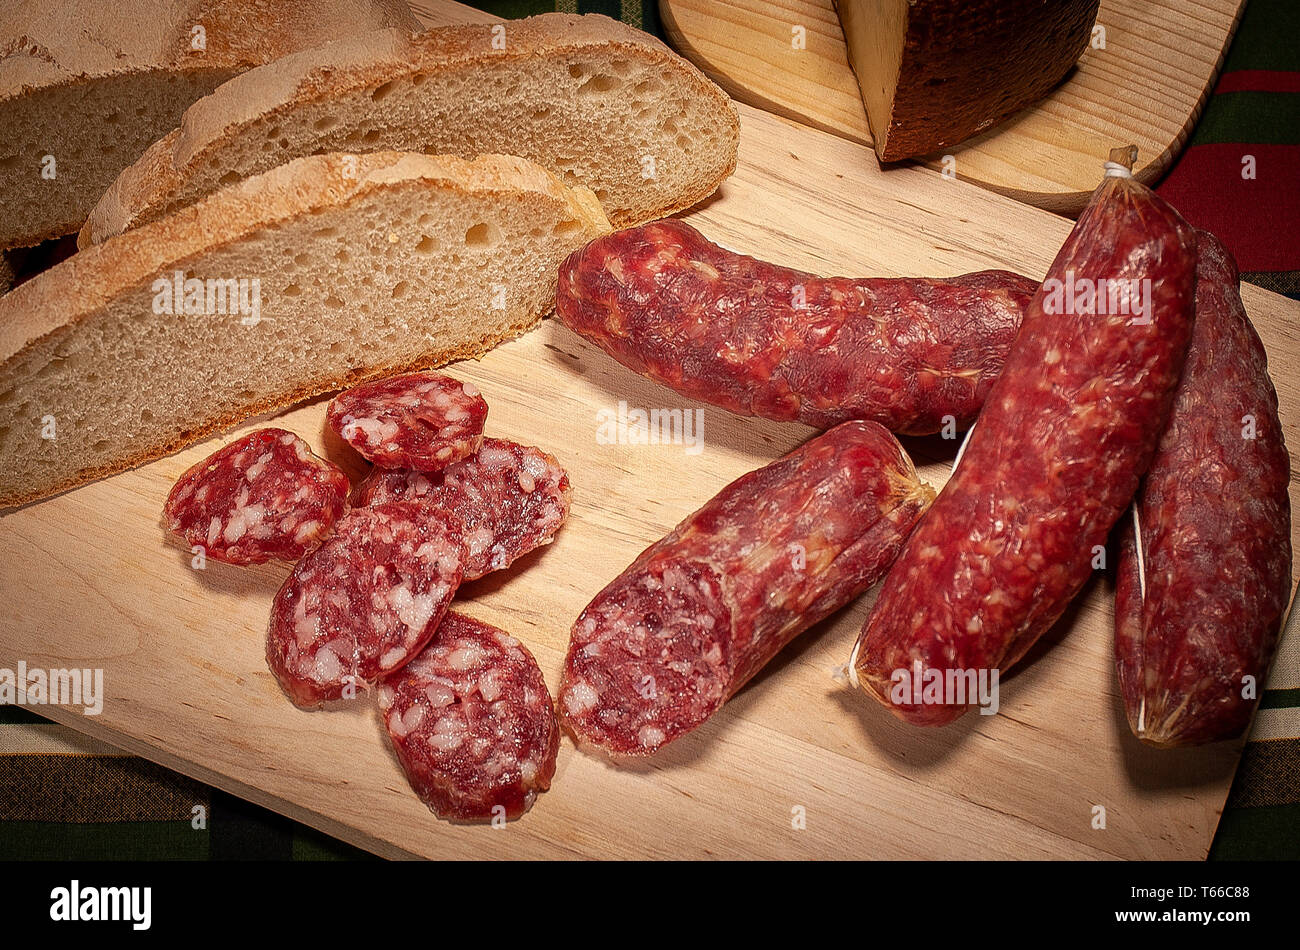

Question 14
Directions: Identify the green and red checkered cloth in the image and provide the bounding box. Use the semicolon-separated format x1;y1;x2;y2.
1157;0;1300;292
1;0;1296;860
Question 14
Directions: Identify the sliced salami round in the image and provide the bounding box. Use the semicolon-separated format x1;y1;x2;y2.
266;501;464;708
163;427;349;565
327;372;487;471
378;612;559;822
353;438;571;581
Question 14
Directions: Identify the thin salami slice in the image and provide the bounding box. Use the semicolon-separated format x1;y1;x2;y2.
353;438;572;580
163;427;349;565
327;371;488;471
266;501;464;708
378;612;559;822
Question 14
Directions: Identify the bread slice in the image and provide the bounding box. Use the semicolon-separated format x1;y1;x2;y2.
0;151;610;509
0;0;421;250
80;12;739;247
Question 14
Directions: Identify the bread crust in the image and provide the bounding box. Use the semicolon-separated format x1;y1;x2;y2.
81;13;740;245
5;150;604;363
0;0;420;97
0;150;611;509
0;0;421;248
0;324;534;511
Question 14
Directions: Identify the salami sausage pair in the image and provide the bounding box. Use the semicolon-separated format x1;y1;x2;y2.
848;166;1291;745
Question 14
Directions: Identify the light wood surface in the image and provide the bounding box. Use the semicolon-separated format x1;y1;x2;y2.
3;98;1297;859
659;0;1247;214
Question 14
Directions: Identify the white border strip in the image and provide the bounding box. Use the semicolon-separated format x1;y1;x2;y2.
0;722;128;757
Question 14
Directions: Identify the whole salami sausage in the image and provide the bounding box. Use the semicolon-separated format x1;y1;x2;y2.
266;500;464;708
353;438;571;580
1114;229;1293;747
559;420;934;756
378;612;559;822
327;371;487;471
851;163;1198;726
555;218;1037;435
163;427;349;565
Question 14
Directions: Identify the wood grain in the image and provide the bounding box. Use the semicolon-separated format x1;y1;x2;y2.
3;99;1295;859
660;0;1247;214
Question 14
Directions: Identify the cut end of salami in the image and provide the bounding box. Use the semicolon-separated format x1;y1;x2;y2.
560;421;933;756
560;560;733;756
378;613;559;822
163;427;349;565
353;438;572;581
327;371;488;472
266;501;464;709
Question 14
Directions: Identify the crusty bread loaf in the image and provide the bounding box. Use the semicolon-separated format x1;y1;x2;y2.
0;151;610;509
0;0;421;250
81;13;739;246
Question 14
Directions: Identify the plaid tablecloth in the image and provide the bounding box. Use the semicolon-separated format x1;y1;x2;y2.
1;0;1295;860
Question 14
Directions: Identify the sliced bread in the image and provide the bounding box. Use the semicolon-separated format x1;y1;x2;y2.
0;150;611;509
80;12;739;246
0;0;421;250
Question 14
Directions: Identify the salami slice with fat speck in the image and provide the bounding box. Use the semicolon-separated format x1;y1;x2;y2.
327;372;487;471
163;427;349;565
354;438;571;580
378;612;559;822
266;501;464;708
852;165;1198;726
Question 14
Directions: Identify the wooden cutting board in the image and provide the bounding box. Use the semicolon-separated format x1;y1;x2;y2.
659;0;1247;214
3;96;1297;859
